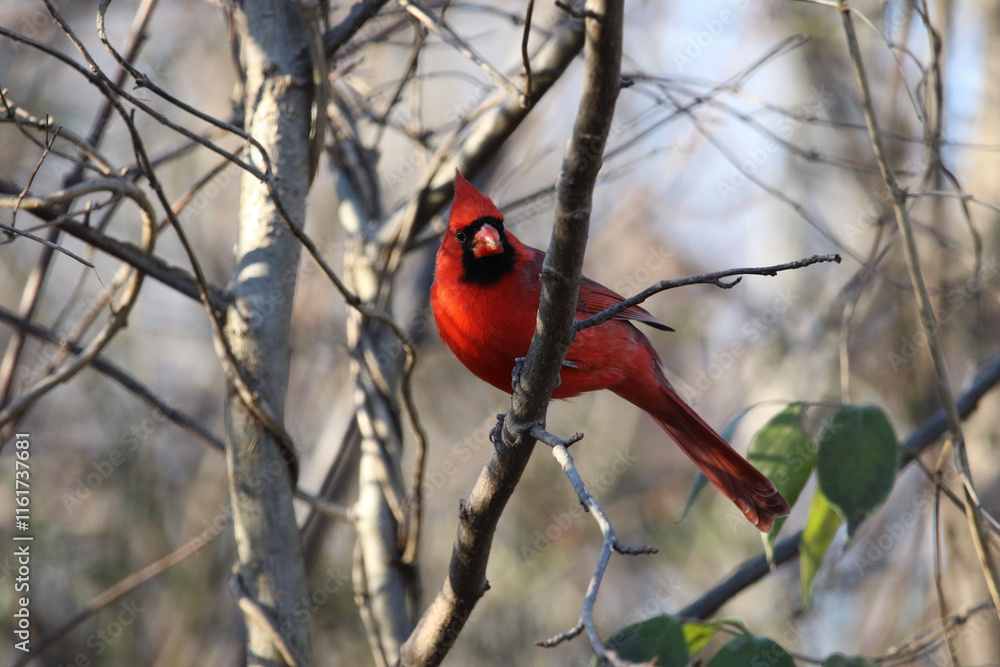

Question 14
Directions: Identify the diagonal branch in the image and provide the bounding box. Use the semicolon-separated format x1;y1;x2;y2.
395;0;523;99
388;13;586;244
0;179;156;429
836;0;1000;621
575;254;842;333
532;426;657;666
398;0;623;663
679;352;1000;620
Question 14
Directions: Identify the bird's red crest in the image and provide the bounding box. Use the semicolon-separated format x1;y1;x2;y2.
450;170;503;230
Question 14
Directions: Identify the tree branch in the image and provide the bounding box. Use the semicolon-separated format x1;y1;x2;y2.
399;0;623;663
532;426;657;666
389;13;586;245
575;254;842;333
836;0;1000;620
679;352;1000;620
0;178;230;311
0;178;156;430
223;2;315;663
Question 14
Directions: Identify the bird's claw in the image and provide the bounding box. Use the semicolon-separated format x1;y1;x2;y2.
491;414;547;453
511;356;566;391
510;356;527;392
490;414;506;451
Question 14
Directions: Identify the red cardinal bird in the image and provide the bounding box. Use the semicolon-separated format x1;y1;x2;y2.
431;171;790;531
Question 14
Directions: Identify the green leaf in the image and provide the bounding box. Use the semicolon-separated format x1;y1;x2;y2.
822;653;880;667
706;635;795;667
682;620;722;656
816;405;900;537
799;487;842;604
747;403;816;560
599;615;688;667
682;406;757;522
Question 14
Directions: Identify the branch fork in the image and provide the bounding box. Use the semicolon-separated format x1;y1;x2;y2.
530;424;658;666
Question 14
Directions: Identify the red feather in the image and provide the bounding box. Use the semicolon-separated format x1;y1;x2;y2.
430;170;790;531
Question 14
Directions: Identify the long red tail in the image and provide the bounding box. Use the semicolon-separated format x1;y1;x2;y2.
617;373;790;532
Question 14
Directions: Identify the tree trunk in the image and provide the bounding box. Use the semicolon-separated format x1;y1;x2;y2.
224;1;314;664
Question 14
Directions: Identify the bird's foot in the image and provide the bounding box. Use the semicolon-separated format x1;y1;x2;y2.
512;357;572;391
490;414;506;451
510;356;527;392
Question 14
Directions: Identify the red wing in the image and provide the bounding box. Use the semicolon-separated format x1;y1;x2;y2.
576;277;673;331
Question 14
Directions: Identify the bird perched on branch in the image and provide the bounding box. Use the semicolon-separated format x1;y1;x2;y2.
430;170;790;531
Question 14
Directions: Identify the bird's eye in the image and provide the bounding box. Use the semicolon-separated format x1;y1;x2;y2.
455;230;467;243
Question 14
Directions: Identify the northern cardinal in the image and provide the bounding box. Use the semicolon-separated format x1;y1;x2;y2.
430;171;790;531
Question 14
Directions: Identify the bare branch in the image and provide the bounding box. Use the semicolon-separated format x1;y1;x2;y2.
0;220;94;268
521;0;536;100
679;353;1000;619
531;426;657;665
1;5;270;182
836;0;1000;621
396;0;523;99
11;503;233;667
0;178;156;429
58;218;230;311
575;254;842;333
322;0;393;60
399;1;623;663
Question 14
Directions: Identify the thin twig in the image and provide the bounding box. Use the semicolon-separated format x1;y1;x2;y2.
532;426;657;665
373;23;426;148
880;601;996;666
574;254;842;333
679;353;1000;619
836;0;1000;621
93;0;275;179
907;189;1000;216
0;179;156;429
11;507;232;667
521;0;535;101
395;0;525;100
0;220;94;267
931;462;959;667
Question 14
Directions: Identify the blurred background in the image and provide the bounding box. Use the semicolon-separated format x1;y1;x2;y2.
1;0;999;664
